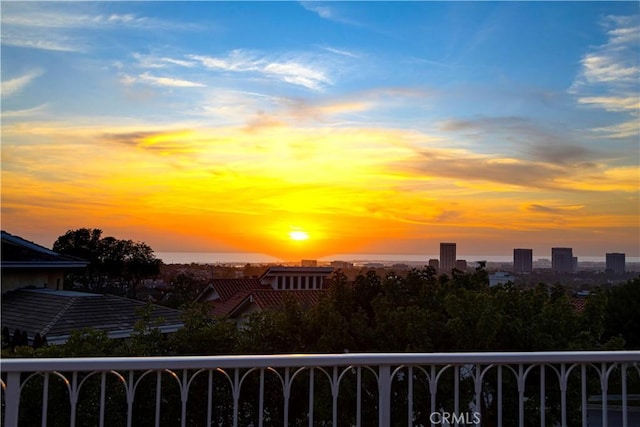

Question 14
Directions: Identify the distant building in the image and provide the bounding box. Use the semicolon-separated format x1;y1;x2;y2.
195;266;334;322
439;243;456;274
428;259;439;270
261;266;333;290
301;259;317;267
455;259;467;271
513;248;533;273
572;257;578;273
552;247;574;274
606;253;626;274
330;260;354;269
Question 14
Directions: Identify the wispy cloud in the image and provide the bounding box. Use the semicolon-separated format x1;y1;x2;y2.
439;116;602;166
319;45;362;58
570;15;640;139
524;204;585;214
1;103;48;119
1;30;82;52
189;50;331;91
1;3;199;52
1;69;44;97
299;2;362;26
131;53;198;69
1;3;197;31
121;72;205;88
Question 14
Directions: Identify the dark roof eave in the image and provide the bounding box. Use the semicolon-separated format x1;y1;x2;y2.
2;262;89;269
44;323;184;345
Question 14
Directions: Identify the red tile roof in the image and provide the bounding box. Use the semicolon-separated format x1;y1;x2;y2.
224;290;326;318
570;297;587;313
208;279;269;301
251;290;325;311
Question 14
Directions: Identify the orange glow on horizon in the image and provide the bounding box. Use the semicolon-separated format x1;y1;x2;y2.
1;123;638;258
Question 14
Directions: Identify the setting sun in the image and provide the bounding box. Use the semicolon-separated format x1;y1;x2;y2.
289;230;309;241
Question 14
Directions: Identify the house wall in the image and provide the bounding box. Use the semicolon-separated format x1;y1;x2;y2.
232;302;261;327
1;270;65;293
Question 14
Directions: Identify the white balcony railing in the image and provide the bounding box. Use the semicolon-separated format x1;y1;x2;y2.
2;351;639;426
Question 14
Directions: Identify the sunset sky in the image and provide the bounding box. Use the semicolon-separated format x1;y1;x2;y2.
1;2;639;261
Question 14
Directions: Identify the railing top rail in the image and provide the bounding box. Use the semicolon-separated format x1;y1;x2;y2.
1;351;639;372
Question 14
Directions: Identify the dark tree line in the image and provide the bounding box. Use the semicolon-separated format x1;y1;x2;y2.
4;268;639;426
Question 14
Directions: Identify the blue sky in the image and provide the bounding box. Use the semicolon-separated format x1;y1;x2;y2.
1;2;639;259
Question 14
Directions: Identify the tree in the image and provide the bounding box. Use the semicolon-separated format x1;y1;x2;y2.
52;228;161;295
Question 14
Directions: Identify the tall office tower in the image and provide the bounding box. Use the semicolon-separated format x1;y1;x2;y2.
552;247;574;274
439;243;456;274
513;249;533;273
606;253;626;274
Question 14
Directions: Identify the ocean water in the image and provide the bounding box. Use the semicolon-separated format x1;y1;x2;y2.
155;252;638;265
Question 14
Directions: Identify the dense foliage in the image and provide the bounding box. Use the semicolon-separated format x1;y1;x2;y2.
52;228;161;296
3;269;639;426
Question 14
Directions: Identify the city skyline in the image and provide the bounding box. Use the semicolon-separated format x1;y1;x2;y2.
2;2;639;260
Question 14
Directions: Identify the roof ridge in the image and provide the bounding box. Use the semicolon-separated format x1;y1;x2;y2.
41;296;77;336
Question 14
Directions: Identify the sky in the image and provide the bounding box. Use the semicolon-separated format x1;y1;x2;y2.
1;1;639;261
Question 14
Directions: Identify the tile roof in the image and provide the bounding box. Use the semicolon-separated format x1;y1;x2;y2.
251;290;325;310
1;288;183;344
570;297;587;313
226;290;326;318
208;278;269;301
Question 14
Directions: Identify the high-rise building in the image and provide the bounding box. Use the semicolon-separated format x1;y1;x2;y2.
606;253;626;275
439;243;456;274
552;247;574;274
513;249;533;273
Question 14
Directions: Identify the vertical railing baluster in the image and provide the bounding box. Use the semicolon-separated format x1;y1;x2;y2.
378;365;391;427
407;366;413;427
181;369;188;427
357;367;362;427
155;371;162;427
258;368;264;427
429;365;436;427
283;367;291;427
560;364;567;427
308;368;314;427
70;371;78;427
332;366;339;427
601;362;608;427
474;364;482;424
622;363;628;427
454;365;460;427
518;364;524;427
233;369;239;427
41;373;49;427
581;364;587;427
497;365;502;427
127;370;134;427
540;365;545;427
4;372;21;427
207;370;213;427
99;372;105;427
